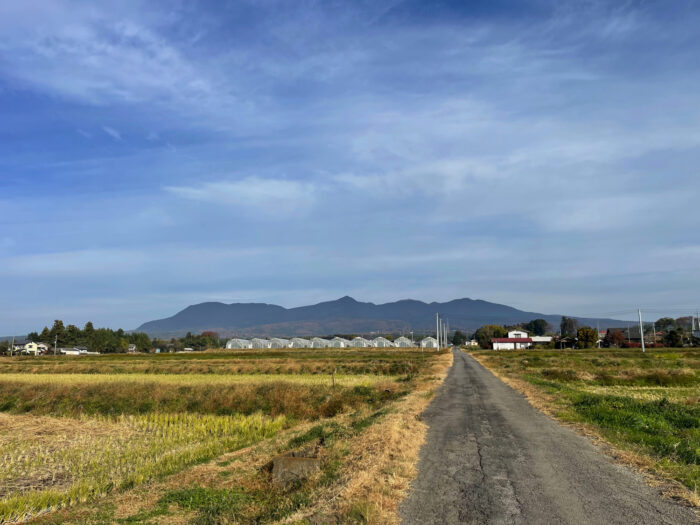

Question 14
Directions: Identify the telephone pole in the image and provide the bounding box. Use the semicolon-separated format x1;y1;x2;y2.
436;313;440;351
638;309;645;353
54;335;58;356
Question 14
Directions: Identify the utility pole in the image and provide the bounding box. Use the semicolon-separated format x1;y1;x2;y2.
10;336;14;357
627;323;631;344
653;323;656;346
54;335;58;356
638;309;645;353
597;320;600;348
436;313;440;351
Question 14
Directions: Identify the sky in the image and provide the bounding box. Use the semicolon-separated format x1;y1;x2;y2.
1;0;699;333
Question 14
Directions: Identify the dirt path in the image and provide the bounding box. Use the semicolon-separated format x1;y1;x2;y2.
400;348;697;525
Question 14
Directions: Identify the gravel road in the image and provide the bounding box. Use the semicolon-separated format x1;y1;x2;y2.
400;348;697;525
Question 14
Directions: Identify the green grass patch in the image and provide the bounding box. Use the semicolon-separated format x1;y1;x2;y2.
475;347;700;491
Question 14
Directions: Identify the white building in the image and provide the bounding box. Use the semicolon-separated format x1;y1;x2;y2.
421;337;439;349
290;338;311;348
13;341;49;355
394;336;414;347
465;340;479;347
269;338;290;348
350;337;371;347
311;337;330;348
531;336;553;345
372;337;394;348
59;347;99;355
492;331;533;350
330;337;351;348
251;338;272;349
225;338;252;349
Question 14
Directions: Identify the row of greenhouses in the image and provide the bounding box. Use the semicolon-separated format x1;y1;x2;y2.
225;336;439;349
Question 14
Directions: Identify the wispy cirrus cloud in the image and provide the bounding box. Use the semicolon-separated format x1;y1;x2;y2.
101;125;122;141
166;177;319;216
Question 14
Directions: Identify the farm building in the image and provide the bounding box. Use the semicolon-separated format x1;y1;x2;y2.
311;337;330;348
372;337;394;348
251;338;272;349
290;338;311;348
330;337;351;348
421;337;438;349
350;337;371;347
269;338;290;348
394;336;414;347
492;337;532;350
225;338;252;349
490;330;549;350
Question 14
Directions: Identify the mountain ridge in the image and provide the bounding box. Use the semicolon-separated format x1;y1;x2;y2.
135;296;624;338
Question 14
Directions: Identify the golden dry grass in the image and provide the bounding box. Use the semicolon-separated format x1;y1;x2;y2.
21;351;453;524
280;350;454;524
0;372;394;387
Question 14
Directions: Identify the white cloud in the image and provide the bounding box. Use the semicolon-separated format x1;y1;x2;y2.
166;177;318;216
0;249;150;277
102;125;122;141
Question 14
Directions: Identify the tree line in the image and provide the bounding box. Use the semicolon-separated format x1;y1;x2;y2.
1;321;223;354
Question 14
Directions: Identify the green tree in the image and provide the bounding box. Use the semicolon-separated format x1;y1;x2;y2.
451;330;468;345
38;327;51;344
64;324;81;346
131;332;151;352
49;320;66;346
26;331;40;342
655;317;676;331
523;319;549;336
665;329;683;348
474;325;507;349
577;326;598;348
560;317;579;337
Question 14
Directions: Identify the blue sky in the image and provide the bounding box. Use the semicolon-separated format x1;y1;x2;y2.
1;0;699;333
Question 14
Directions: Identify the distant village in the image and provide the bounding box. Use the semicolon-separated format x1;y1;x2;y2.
2;314;699;356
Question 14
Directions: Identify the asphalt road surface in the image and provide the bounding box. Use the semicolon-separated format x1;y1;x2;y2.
400;348;697;525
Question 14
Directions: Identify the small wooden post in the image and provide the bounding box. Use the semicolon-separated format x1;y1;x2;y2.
332;367;337;389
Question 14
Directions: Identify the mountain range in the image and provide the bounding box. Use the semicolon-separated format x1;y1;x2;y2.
135;296;624;338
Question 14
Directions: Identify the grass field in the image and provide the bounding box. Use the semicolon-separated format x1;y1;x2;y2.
0;348;450;524
470;348;700;500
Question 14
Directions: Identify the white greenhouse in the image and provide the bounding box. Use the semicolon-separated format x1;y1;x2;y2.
394;336;415;347
372;337;394;348
350;337;371;348
311;337;330;348
251;338;272;349
225;338;252;349
290;338;311;348
420;337;439;349
330;337;351;348
269;338;290;348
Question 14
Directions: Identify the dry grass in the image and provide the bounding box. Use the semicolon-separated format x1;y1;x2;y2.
0;372;394;387
3;348;449;524
280;350;454;524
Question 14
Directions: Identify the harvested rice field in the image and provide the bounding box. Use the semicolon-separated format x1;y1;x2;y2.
0;348;451;524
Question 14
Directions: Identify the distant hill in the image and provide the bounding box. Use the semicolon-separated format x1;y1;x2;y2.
135;296;624;338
